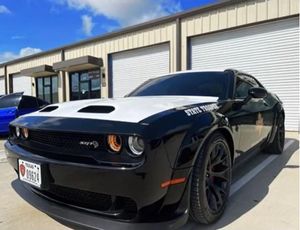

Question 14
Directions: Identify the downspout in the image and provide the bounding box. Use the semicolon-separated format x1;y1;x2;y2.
60;49;66;101
176;17;182;72
4;65;8;94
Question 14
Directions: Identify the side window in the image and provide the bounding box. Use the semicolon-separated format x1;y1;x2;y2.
19;96;39;109
235;78;253;99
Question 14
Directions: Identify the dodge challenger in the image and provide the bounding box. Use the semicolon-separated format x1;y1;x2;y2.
5;69;285;229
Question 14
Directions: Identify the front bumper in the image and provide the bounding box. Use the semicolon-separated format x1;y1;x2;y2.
12;179;188;230
5;141;191;228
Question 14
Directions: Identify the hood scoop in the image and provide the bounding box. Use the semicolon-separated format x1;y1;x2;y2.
78;105;115;114
39;106;59;112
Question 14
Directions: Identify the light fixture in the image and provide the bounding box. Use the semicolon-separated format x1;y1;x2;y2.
22;128;29;139
128;136;144;157
107;134;122;153
15;126;21;137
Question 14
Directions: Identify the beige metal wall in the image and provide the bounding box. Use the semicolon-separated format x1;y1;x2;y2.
1;0;299;100
181;0;300;70
5;52;61;98
0;67;4;76
64;22;177;97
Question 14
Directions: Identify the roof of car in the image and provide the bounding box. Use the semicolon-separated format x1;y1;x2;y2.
161;69;251;76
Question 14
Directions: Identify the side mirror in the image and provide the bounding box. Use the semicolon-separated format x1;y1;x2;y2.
233;87;268;110
248;87;268;99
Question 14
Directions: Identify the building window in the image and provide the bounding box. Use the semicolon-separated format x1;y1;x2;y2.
70;69;101;101
36;76;59;104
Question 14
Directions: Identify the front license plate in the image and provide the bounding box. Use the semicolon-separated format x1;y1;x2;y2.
18;159;42;188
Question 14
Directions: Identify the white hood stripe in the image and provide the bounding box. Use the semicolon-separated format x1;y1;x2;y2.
24;96;218;123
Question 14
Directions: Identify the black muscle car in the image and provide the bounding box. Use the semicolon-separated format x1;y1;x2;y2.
5;69;285;229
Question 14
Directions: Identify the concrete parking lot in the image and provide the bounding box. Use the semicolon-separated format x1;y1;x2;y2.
0;133;299;230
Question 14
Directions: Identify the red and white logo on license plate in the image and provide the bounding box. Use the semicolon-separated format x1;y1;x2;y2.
18;159;42;188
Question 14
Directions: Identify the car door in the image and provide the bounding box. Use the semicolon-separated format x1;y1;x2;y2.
232;75;271;153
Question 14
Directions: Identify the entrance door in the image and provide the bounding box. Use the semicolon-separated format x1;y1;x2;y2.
70;69;101;101
36;76;59;103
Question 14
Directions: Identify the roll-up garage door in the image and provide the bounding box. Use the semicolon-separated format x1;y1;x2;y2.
12;74;32;96
0;77;5;95
189;18;299;131
110;43;170;97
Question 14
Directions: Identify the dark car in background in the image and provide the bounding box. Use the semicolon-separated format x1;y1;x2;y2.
0;93;48;135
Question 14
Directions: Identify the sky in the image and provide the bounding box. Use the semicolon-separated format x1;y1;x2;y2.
0;0;216;63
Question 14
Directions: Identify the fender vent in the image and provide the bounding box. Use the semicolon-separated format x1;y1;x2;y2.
78;106;115;113
40;106;58;112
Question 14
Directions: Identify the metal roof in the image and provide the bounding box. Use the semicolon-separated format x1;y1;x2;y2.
0;0;247;68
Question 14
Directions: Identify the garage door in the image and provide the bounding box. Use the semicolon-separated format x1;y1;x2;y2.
12;74;32;96
0;77;5;95
110;43;170;97
189;18;299;131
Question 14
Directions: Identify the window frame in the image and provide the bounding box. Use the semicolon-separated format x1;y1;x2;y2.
35;75;58;104
234;75;257;99
69;69;101;101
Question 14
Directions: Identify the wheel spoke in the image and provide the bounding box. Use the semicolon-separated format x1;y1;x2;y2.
211;149;226;167
210;184;224;207
211;167;229;181
209;189;218;211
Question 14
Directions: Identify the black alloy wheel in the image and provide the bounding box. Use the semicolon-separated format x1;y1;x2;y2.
205;141;231;213
190;132;232;224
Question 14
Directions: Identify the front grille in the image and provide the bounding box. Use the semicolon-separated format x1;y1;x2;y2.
29;130;106;152
35;185;137;220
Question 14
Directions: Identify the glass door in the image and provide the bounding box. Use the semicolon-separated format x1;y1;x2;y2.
79;81;89;99
36;76;58;103
70;69;101;101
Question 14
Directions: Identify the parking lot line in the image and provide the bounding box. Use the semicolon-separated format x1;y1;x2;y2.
229;139;295;196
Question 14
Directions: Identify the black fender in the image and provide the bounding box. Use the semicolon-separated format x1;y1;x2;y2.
157;111;234;217
171;111;235;170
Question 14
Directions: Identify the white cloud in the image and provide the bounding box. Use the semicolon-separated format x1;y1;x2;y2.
0;5;11;14
81;14;95;36
53;0;182;26
0;47;42;63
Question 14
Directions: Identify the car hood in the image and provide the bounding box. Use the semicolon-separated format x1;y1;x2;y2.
23;96;218;123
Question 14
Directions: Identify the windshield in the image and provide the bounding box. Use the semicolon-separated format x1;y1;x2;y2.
128;72;230;99
0;94;22;109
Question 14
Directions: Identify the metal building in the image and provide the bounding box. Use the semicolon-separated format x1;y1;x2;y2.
0;0;299;131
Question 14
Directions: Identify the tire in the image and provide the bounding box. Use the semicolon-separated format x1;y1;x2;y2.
264;113;285;154
190;132;232;224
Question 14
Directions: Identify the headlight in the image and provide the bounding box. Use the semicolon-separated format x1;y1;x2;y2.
21;128;29;139
128;136;144;157
107;134;122;153
15;126;21;137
